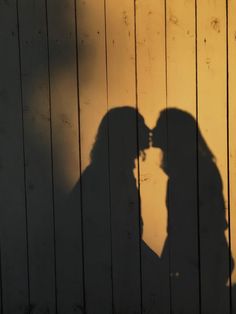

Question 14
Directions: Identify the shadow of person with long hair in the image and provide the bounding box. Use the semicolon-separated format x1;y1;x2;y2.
71;106;159;313
152;108;234;314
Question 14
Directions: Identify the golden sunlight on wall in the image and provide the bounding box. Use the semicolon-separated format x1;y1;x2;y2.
3;0;236;311
26;0;236;288
134;148;168;256
77;0;236;285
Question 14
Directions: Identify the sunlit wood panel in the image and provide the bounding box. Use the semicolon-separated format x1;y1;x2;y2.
78;0;108;172
17;1;56;312
1;1;236;313
46;0;83;312
166;0;197;111
197;0;230;313
106;0;136;106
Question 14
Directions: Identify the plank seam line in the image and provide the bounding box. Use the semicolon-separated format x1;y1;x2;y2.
74;0;88;312
45;1;59;312
194;0;202;313
134;0;144;312
16;0;31;310
226;0;233;312
103;0;116;313
164;1;173;313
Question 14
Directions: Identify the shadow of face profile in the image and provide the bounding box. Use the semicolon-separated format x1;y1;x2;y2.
150;107;234;314
90;106;150;168
78;107;151;313
151;108;208;175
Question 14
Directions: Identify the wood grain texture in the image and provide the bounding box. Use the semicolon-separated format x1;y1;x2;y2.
46;0;84;312
105;0;142;312
165;1;200;313
228;0;236;310
0;1;235;313
135;0;169;312
77;0;112;313
197;0;231;313
0;1;29;313
17;1;56;312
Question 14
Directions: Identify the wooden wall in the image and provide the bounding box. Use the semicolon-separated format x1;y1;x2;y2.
0;0;236;313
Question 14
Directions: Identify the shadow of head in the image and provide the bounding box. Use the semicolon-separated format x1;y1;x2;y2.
90;106;150;168
152;108;214;175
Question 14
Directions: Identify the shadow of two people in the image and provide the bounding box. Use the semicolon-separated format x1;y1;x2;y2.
75;106;234;314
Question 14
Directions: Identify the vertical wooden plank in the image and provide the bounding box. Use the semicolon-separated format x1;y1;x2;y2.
46;1;84;313
166;0;197;112
0;1;29;313
165;1;200;313
105;0;136;105
105;0;143;313
77;0;109;171
197;1;231;313
228;0;236;310
17;1;57;312
77;0;112;313
135;0;170;312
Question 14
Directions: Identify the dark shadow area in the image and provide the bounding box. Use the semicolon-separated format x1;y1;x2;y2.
152;108;234;314
0;1;88;313
70;106;235;314
233;285;236;314
71;106;155;313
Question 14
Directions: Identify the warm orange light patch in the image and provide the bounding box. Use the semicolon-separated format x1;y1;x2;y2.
135;147;168;257
76;0;236;285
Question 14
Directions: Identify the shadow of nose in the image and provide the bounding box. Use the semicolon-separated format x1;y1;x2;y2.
151;128;157;143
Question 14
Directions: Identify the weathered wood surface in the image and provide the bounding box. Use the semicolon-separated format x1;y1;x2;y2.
0;1;29;313
0;0;235;313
